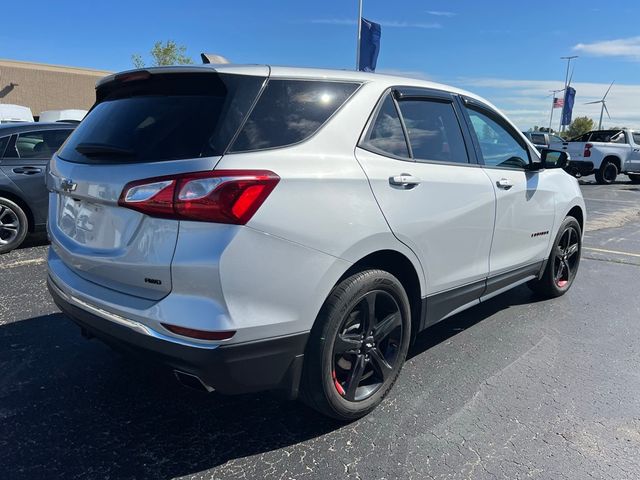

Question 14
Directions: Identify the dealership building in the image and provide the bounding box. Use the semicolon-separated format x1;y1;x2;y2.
0;59;111;118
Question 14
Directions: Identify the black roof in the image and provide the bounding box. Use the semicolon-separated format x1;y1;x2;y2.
0;122;77;135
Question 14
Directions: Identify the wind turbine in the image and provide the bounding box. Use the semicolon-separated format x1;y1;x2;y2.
585;81;614;130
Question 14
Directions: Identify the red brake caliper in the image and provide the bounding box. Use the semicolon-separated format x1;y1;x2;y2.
332;369;345;396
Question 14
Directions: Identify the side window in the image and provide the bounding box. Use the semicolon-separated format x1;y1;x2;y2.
633;133;640;145
611;131;626;144
397;99;469;164
361;94;409;158
12;130;72;159
531;133;546;145
230;79;359;152
466;107;530;169
0;136;9;157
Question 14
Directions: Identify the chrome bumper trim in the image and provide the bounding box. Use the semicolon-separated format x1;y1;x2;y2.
48;275;220;350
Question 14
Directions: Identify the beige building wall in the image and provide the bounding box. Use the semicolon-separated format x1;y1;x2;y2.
0;59;112;116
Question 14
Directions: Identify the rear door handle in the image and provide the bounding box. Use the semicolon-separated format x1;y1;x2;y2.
389;174;421;188
13;166;43;175
496;178;513;190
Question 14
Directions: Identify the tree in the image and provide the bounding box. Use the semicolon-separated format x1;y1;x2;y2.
565;116;595;139
131;40;194;68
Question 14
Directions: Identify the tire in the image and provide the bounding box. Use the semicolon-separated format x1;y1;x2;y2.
629;174;640;184
595;159;618;185
301;269;412;421
0;197;29;254
528;216;582;298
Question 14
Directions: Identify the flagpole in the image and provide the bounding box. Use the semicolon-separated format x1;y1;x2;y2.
356;0;363;70
559;55;578;132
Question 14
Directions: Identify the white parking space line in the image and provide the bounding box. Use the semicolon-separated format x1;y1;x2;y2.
2;258;46;269
583;246;640;258
583;197;640;205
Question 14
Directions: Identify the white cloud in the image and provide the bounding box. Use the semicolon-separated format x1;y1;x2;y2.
574;37;640;60
311;18;441;29
456;77;640;129
426;10;456;17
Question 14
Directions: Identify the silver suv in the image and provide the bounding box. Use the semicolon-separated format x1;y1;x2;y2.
47;65;585;420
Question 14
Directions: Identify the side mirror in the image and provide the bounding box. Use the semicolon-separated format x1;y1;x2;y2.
540;149;569;169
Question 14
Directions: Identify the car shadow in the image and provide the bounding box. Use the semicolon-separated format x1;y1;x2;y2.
0;284;543;479
17;231;49;249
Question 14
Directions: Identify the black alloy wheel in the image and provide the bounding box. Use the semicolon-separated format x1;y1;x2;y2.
553;225;580;288
301;269;411;420
528;216;582;298
331;290;403;402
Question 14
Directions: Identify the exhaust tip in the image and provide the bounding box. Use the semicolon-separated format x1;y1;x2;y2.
173;370;215;393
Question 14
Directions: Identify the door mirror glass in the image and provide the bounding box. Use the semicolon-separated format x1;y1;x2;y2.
540;149;568;169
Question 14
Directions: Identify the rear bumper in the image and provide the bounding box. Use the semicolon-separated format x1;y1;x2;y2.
48;275;309;396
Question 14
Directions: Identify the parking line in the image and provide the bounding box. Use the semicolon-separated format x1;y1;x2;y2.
2;258;46;269
583;247;640;258
583;197;640;205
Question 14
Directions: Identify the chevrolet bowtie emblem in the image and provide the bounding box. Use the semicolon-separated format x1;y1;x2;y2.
60;178;77;193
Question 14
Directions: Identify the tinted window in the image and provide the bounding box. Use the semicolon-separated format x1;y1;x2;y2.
397;99;468;163
231;80;359;152
590;130;623;143
570;132;592;142
8;129;72;159
59;73;265;164
0;136;8;157
550;135;564;143
361;94;409;158
633;133;640;144
531;133;546;145
467;107;530;169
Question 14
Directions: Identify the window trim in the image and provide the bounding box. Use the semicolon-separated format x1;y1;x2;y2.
460;97;534;171
227;77;364;154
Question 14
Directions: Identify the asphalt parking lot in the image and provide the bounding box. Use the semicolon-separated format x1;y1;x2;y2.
1;177;639;480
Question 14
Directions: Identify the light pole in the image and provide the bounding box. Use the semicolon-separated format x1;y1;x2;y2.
559;55;578;132
356;0;363;70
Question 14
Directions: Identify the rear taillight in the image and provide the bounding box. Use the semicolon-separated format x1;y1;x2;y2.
118;170;279;224
584;143;593;158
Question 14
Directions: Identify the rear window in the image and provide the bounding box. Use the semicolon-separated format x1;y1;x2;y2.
230;79;359;152
589;130;623;143
531;133;546;145
58;72;265;164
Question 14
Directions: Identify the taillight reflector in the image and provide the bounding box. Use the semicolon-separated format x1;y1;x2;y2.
584;143;592;158
161;323;236;341
118;170;279;224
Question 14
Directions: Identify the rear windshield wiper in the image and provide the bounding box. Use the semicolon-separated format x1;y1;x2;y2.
75;142;136;156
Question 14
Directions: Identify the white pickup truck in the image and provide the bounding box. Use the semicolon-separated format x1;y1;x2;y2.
551;129;640;184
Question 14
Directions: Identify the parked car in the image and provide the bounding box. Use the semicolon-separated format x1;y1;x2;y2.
522;131;565;150
38;109;88;124
46;66;585;420
0;122;76;253
0;104;34;123
557;129;640;184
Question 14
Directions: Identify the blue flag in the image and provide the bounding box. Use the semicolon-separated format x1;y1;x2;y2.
561;86;576;126
359;18;381;72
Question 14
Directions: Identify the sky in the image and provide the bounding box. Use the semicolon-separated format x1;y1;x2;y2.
1;0;639;130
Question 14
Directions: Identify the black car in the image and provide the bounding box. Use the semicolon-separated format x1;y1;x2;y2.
0;122;76;253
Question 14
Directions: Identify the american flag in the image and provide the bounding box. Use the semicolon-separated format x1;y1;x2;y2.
553;97;564;109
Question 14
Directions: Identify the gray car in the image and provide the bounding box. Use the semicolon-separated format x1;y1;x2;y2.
46;65;585;420
0;122;75;253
